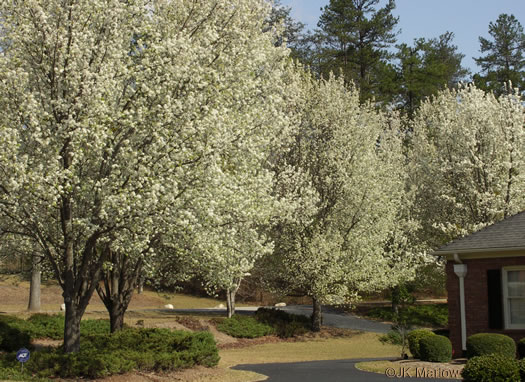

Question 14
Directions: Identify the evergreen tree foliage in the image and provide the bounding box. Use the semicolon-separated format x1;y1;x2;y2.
309;0;399;103
394;32;469;118
474;13;525;95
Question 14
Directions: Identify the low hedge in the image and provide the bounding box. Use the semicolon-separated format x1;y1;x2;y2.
419;334;452;363
0;313;112;349
466;333;516;359
216;315;274;339
0;323;219;379
462;354;520;382
37;328;216;378
407;329;435;359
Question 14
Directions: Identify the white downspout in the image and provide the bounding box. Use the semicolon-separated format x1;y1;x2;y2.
453;255;468;352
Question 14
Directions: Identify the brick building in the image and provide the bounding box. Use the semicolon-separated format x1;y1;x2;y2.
434;212;525;357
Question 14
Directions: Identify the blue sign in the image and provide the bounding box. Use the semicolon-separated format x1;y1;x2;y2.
16;348;30;363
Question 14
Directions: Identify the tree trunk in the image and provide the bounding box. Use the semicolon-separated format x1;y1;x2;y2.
109;303;125;332
391;285;400;315
137;277;144;294
97;251;143;333
27;254;41;312
311;297;322;332
226;288;236;318
63;300;81;353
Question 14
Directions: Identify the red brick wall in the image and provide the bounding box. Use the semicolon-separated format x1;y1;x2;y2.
446;257;525;357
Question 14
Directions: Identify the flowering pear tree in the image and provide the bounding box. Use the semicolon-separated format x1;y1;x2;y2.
0;0;291;351
173;63;304;318
268;73;415;330
410;84;525;246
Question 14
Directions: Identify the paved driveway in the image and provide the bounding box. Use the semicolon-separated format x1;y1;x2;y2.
149;304;392;333
233;358;460;382
279;305;391;333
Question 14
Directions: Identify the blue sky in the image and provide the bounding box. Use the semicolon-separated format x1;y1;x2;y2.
280;0;525;75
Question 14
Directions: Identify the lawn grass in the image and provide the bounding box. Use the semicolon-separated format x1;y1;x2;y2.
363;304;448;328
219;332;402;368
0;273;248;313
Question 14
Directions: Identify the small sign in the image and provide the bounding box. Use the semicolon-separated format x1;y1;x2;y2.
16;348;30;363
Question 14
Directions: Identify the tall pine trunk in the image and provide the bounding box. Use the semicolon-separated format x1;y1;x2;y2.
27;253;41;312
311;297;322;332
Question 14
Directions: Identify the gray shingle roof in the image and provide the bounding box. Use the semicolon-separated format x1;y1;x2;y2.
433;211;525;255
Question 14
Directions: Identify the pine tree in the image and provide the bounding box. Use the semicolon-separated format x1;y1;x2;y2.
314;0;399;103
395;32;469;118
474;14;525;95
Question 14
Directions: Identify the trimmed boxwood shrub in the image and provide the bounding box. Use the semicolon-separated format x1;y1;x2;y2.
216;315;274;338
407;329;435;359
519;359;525;381
466;333;516;359
462;354;520;382
518;338;525;359
419;334;452;363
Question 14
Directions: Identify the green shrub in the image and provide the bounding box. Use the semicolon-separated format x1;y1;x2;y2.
275;320;308;338
216;315;274;338
0;321;31;351
29;347;136;379
380;330;403;346
0;365;50;382
407;329;435;359
518;338;525;359
27;314;64;339
18;327;219;379
254;308;310;338
518;359;525;381
80;318;112;336
419;334;452;363
366;304;448;328
462;354;520;382
466;333;516;359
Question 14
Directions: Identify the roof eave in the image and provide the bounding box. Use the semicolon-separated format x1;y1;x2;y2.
432;246;525;256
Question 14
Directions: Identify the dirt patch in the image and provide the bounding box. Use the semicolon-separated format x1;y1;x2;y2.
92;366;265;382
176;316;208;331
218;335;288;350
31;338;62;350
146;321;190;331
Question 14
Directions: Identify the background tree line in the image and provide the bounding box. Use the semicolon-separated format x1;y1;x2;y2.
276;0;525;110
